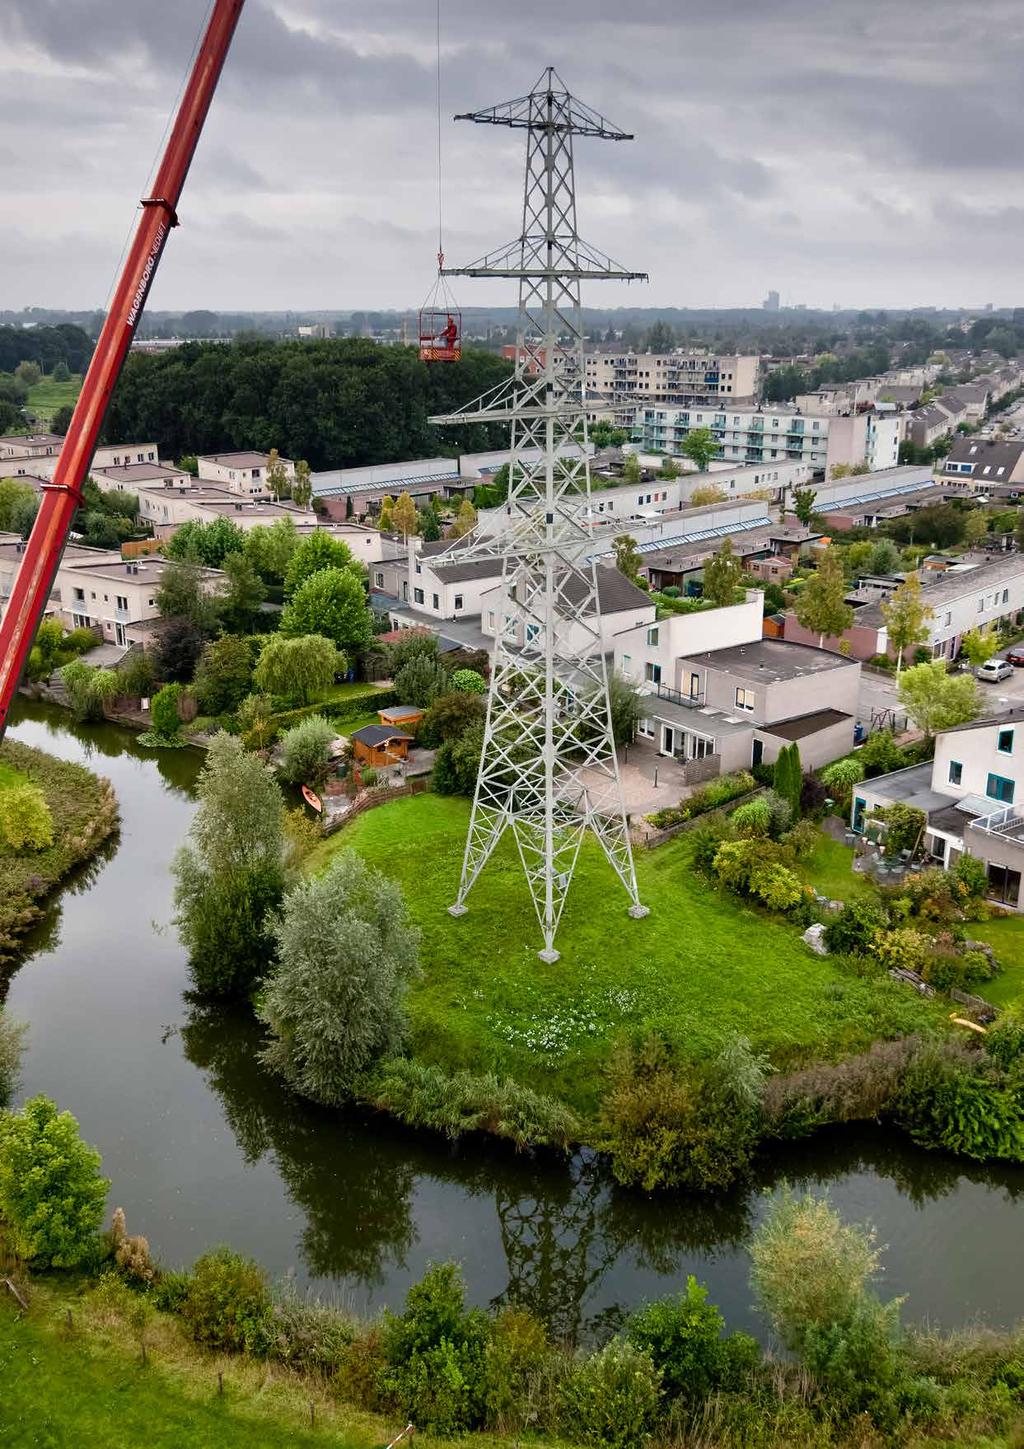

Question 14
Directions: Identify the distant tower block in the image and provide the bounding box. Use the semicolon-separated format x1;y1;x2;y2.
431;69;649;962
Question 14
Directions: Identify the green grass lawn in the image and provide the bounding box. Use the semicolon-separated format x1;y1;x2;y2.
794;830;875;903
312;795;945;1118
960;916;1024;1008
0;759;28;790
320;682;391;706
24;374;81;425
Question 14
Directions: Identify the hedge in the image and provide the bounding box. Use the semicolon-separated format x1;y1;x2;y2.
268;687;397;735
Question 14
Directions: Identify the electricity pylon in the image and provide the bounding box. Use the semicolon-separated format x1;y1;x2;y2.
432;68;649;962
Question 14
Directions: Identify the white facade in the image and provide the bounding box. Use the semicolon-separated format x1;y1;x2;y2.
481;570;657;657
56;554;222;648
636;404;831;472
0;439;160;479
934;721;1023;809
586;352;760;404
612;593;764;691
197;452;295;498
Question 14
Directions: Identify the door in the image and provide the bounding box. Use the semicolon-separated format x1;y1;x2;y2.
688;671;701;700
661;726;674;756
752;738;764;768
987;863;1021;907
852;795;866;833
115;623;127;647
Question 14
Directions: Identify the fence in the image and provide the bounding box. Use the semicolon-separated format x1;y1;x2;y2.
323;777;428;835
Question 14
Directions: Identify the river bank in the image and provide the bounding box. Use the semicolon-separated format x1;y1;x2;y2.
0;734;119;968
4;699;1024;1343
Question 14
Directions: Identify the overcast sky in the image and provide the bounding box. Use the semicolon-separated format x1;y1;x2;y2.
3;0;1023;314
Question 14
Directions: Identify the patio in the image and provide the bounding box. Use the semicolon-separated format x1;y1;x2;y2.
578;737;697;819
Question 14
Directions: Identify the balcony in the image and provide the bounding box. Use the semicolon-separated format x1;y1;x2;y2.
970;805;1024;842
654;683;705;709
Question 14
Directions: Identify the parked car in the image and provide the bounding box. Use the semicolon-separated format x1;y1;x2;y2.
976;658;1013;683
1006;646;1024;667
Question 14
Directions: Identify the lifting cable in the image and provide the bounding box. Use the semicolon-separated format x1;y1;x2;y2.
435;0;444;272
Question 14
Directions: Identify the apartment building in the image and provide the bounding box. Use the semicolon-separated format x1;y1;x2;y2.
56;553;223;648
0;437;161;479
586;352;760;406
196;451;294;498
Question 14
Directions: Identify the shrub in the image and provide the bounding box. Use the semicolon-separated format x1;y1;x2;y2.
364;1059;579;1151
277;714;336;786
265;1288;355;1374
394;653;450;709
1;782;54;850
894;1046;1024;1163
192;634;254;715
150;682;185;739
259;851;419;1105
954;853;989;902
433;721;483;797
154;1269;192;1314
763;1037;925;1139
418;690;487;747
482;1307;552;1433
58;660;119;722
823;898;887;956
254;633;341;705
108;1206;155;1285
748;860;805;913
985;1007;1024;1072
180;1247;273;1354
882;801;926;857
819;756;865;808
858;729;907;777
450;667;486;694
237;691;277;750
799;770;829;818
0;1095;109;1268
115;650;156;701
626;1278;728;1403
731;797;771;838
687;817;733;874
64;625;100;655
871;925;930;974
0;1011;26;1108
559;1338;662;1449
783;818;820;860
378;1263;489;1434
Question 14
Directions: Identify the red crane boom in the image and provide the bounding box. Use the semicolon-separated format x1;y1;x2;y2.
0;0;246;736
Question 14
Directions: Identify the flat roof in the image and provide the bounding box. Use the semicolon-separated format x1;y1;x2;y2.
679;637;855;684
198;451;272;467
92;463;188;482
763;707;852;741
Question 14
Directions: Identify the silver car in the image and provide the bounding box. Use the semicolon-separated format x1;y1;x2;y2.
976;658;1013;683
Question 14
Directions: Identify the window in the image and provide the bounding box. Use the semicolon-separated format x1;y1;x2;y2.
986;773;1015;803
413;587;424;605
431;593;439;610
646;626;659;646
978;597;985;613
526;622;540;643
637;718;655;739
1003;589;1010;604
735;687;755;712
948;760;963;785
374;570;384;587
115;595;128;610
621;653;632;675
644;662;662;684
414;562;422;574
998;729;1014;754
454;594;463;611
487;611;496;629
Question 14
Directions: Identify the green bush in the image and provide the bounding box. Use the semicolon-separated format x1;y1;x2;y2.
871;925;930;974
150;683;185;739
265;1289;355;1374
1;782;54;850
115;650;157;701
984;1007;1024;1072
881;801;926;857
64;626;100;655
894;1048;1024;1162
0;1095;109;1268
378;1263;489;1434
648;772;756;829
482;1307;553;1433
858;729;907;777
731;797;772;838
394;653;450;709
450;667;486;694
180;1247;274;1354
277;714;336;786
192;635;255;715
823;899;888;956
953;853;989;902
364;1059;579;1151
819;756;865;807
559;1338;662;1449
154;1268;192;1314
626;1277;730;1402
748;860;805;912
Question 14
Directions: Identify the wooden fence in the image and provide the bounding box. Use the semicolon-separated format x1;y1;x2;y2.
323;777;428;835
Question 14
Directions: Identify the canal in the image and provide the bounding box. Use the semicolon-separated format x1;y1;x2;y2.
4;697;1023;1343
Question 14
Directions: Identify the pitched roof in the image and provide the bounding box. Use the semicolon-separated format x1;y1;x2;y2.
944;437;1024;473
352;724;414;746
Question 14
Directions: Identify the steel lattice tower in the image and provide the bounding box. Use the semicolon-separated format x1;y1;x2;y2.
433;68;649;962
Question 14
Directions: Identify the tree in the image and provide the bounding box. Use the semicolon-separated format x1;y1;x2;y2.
172;733;285;996
155;556;219;633
58;661;119;721
156;616;206;683
165;517;245;568
278;715;337;785
688;484;727;507
14;359;41;387
680;426;718;472
958;626;998;669
450;667;486;694
280;567;373;654
218;551;267;633
254;633;340;704
867;538;901;575
284;530;358;597
418;690;487;747
391;490;419;540
265;447;288;499
0;1011;25;1108
657;456;680;480
259;850;419;1105
192;634;254;714
243;516;298;583
292;459;313;510
964;509;989;548
622;453;642;485
701;539;742;608
795;548;853;647
52;359;71;383
880;572;932;674
0;478;39;536
0;1095;109;1268
774;743;802;821
51;404;74;435
149;682;187;741
613;534;643;586
791;486;818;527
432;720;484;796
448;497;478;539
609;673;641;747
394;653;450;708
418;503;442;541
897;660;980;740
378;495;396;531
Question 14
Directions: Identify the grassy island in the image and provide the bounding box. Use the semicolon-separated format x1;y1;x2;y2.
310;795;947;1122
0;739;119;967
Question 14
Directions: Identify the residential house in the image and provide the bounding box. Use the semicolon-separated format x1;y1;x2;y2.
55;554;223;648
481;564;657;656
852;710;1024;908
908;403;960;451
89;462;191;495
136;482;312;535
614;596;859;772
940;438;1024;488
196;451;295;498
0;437;161;479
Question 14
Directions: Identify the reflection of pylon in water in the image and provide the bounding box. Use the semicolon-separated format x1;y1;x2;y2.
431;68;649;961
